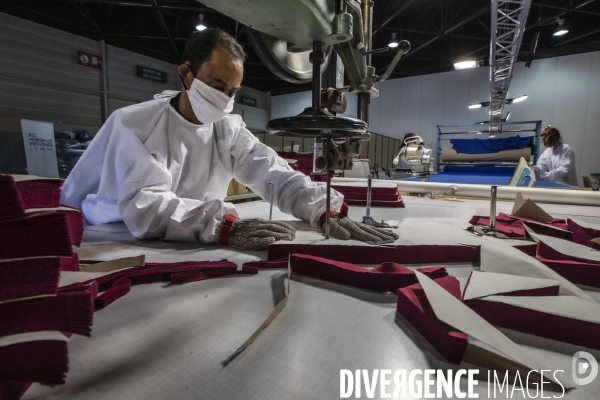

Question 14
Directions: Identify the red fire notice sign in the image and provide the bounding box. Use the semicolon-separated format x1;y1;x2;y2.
78;51;103;69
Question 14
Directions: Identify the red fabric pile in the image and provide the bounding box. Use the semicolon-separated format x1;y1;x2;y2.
0;174;93;397
277;151;318;180
331;184;405;208
469;212;569;239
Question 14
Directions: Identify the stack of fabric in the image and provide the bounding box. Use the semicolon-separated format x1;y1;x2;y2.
0;174;94;400
331;182;405;208
276;152;319;180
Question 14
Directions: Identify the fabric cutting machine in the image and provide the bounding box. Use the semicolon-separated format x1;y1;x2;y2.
200;0;411;237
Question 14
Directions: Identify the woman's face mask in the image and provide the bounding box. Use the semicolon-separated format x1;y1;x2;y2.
180;68;235;124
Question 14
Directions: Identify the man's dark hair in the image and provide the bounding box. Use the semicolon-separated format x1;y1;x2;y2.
181;28;247;73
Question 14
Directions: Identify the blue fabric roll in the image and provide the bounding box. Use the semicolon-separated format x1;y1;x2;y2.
450;136;534;154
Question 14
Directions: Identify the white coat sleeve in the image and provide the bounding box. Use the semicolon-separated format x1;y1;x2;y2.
108;113;237;243
228;121;344;227
544;147;575;182
533;149;550;177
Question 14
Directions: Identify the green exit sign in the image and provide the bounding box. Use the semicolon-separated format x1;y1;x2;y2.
136;66;166;83
239;95;257;107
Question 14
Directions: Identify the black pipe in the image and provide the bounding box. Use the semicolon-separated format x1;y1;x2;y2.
311;41;324;110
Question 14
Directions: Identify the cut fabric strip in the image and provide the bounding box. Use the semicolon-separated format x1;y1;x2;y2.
268;243;477;264
536;258;600;288
283;254;447;292
396;275;468;364
12;174;63;209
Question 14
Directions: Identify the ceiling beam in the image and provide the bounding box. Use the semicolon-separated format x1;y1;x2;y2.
149;0;180;58
531;1;600;16
555;27;600;46
63;0;213;12
373;0;416;36
380;26;489;41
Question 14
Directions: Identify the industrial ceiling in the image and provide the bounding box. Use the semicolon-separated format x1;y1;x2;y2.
2;0;599;95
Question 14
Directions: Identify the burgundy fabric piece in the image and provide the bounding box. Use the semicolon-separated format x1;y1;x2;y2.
276;152;314;179
268;244;478;264
242;259;289;269
537;258;600;288
397;276;468;364
0;258;60;303
60;260;240;309
466;297;600;351
59;253;80;272
568;218;600;250
469;213;568;238
0;212;74;259
0;175;26;221
331;184;405;208
0;340;69;385
0;290;94;337
0;381;32;400
94;277;131;310
0;175;64;221
289;253;447;292
537;241;600;264
16;179;63;209
513;243;538;257
170;265;258;285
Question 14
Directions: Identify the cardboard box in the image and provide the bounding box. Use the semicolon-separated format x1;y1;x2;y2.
226;179;247;196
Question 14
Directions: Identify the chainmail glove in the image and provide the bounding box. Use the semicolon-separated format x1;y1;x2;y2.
227;218;296;251
327;214;399;245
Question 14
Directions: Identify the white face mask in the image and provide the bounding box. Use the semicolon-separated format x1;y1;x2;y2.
186;77;235;124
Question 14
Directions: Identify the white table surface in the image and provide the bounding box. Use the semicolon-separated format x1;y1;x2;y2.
25;197;600;400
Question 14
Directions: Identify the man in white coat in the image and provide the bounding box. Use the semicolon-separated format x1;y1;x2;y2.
533;126;578;187
61;29;397;250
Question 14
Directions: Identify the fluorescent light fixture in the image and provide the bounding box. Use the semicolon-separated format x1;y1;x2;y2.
454;60;477;70
388;32;399;48
468;103;483;109
196;14;207;31
553;19;569;36
512;95;528;103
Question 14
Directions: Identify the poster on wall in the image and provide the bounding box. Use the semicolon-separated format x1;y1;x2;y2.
20;119;59;178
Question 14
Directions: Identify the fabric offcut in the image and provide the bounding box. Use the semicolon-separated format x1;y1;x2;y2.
276;152;315;180
62;260;245;309
274;254;448;292
568;218;600;250
450;136;534;154
396;275;468;364
469;213;569;238
535;239;600;287
0;290;94;337
0;340;69;385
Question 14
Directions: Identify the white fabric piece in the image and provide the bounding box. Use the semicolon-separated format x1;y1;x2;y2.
536;233;600;263
440;147;531;162
463;271;558;300
414;271;565;387
0;331;68;347
187;78;234;124
480;236;593;300
534;144;578;186
61;94;342;243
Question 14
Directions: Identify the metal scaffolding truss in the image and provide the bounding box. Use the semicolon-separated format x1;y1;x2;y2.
489;0;532;136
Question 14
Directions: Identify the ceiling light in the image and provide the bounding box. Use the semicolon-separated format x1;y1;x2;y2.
468;103;483;109
388;32;399;48
553;19;569;36
196;14;207;31
512;95;528;103
454;60;477;70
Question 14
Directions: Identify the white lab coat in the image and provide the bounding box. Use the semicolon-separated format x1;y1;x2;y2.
534;143;578;187
61;93;343;243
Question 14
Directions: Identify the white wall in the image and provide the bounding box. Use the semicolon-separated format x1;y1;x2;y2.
271;51;600;178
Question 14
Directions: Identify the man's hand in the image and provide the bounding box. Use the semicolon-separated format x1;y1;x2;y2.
326;214;399;245
227;218;296;251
